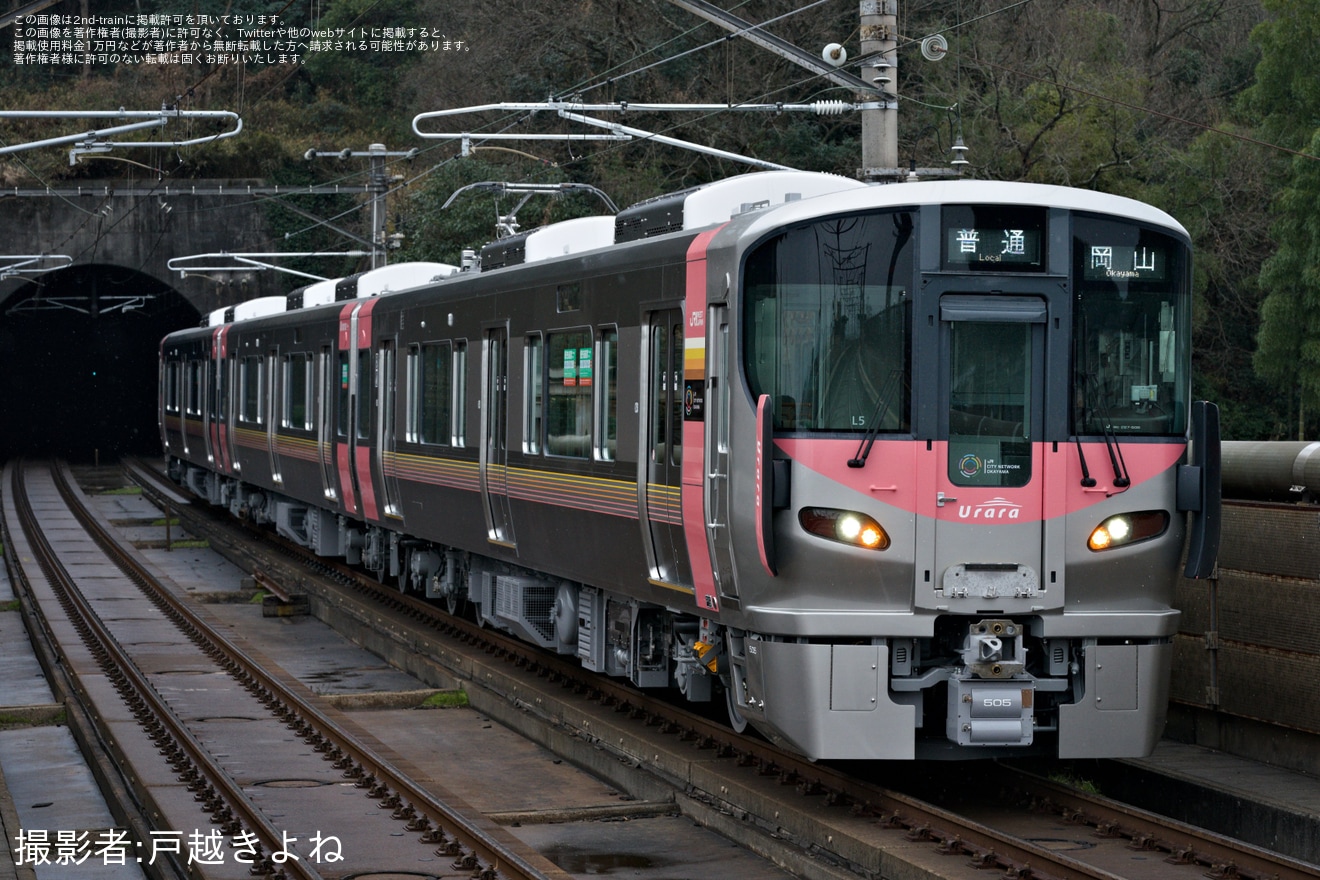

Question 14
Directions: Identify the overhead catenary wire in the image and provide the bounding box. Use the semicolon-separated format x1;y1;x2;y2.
528;0;1319;174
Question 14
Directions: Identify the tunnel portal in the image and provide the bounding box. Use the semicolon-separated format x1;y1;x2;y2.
0;263;200;461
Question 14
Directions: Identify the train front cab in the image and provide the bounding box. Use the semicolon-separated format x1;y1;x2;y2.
717;185;1217;759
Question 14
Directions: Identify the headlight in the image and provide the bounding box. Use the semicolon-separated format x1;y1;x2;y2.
1087;511;1168;551
799;507;890;550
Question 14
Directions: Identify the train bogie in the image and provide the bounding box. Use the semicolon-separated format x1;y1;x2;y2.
160;171;1218;760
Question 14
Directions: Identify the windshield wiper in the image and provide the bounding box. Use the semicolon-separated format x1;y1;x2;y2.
1083;373;1131;488
1075;437;1097;488
847;369;904;468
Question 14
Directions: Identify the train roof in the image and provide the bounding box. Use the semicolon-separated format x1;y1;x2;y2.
201;261;462;327
190;175;1188;332
477;170;865;271
739;179;1190;242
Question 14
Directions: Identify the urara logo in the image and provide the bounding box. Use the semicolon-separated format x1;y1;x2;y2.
957;497;1022;519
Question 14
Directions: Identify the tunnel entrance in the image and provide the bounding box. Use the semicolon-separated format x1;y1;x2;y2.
0;264;200;462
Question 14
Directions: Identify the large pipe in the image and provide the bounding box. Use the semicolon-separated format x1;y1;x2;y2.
1222;441;1320;501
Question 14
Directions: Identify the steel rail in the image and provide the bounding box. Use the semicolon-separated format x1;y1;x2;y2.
1001;766;1320;880
10;461;321;880
128;458;1320;880
87;461;564;880
0;462;189;880
123;462;1119;880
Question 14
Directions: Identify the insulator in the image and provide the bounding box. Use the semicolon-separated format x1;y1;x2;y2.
812;100;849;116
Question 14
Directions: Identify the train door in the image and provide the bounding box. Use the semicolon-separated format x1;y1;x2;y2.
317;347;339;501
334;343;358;512
177;359;189;456
480;325;514;547
266;349;283;485
639;310;692;588
191;358;205;459
335;300;371;517
378;339;403;519
225;351;239;472
351;302;380;520
919;294;1054;609
201;357;214;464
209;327;231;472
704;306;737;603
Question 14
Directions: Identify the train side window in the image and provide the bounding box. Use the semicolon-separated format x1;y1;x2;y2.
164;362;180;413
547;329;591;458
405;345;419;443
240;356;263;424
217;356;229;422
336;351;350;439
452;340;468;447
186;361;202;416
283;354;311;430
417;340;452;446
650;322;685;468
595;327;618;461
355;350;371;440
524;333;543;454
167;358;180;414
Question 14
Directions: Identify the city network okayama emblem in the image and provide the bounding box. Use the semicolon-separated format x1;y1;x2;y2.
959;453;982;478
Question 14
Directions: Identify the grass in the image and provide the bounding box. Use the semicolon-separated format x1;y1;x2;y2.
151;518;181;527
168;539;210;550
420;690;469;709
0;599;19;612
0;708;65;729
100;486;143;496
1049;772;1102;795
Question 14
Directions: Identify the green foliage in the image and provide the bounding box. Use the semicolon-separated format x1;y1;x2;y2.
1243;0;1320;436
261;160;368;287
1164;129;1280;438
1240;0;1320;147
1049;772;1102;795
301;0;422;142
419;690;469;709
0;0;1304;437
1253;127;1320;434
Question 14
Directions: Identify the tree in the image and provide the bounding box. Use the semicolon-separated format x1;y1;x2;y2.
1244;0;1320;437
1253;128;1320;436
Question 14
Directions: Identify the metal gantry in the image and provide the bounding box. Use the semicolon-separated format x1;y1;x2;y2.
0;107;243;165
0;254;71;281
167;252;372;283
413;99;883;171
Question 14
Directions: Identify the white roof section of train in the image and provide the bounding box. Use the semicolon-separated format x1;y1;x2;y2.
204;173;1184;328
523;215;617;261
740;178;1189;241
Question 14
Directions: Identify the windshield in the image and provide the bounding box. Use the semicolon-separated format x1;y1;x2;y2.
1072;216;1190;437
744;211;914;433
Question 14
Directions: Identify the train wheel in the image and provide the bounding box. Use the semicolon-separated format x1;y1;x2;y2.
724;683;749;734
445;590;470;619
396;548;414;596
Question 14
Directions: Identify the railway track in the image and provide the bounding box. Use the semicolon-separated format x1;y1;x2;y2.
2;459;569;880
122;457;1320;880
